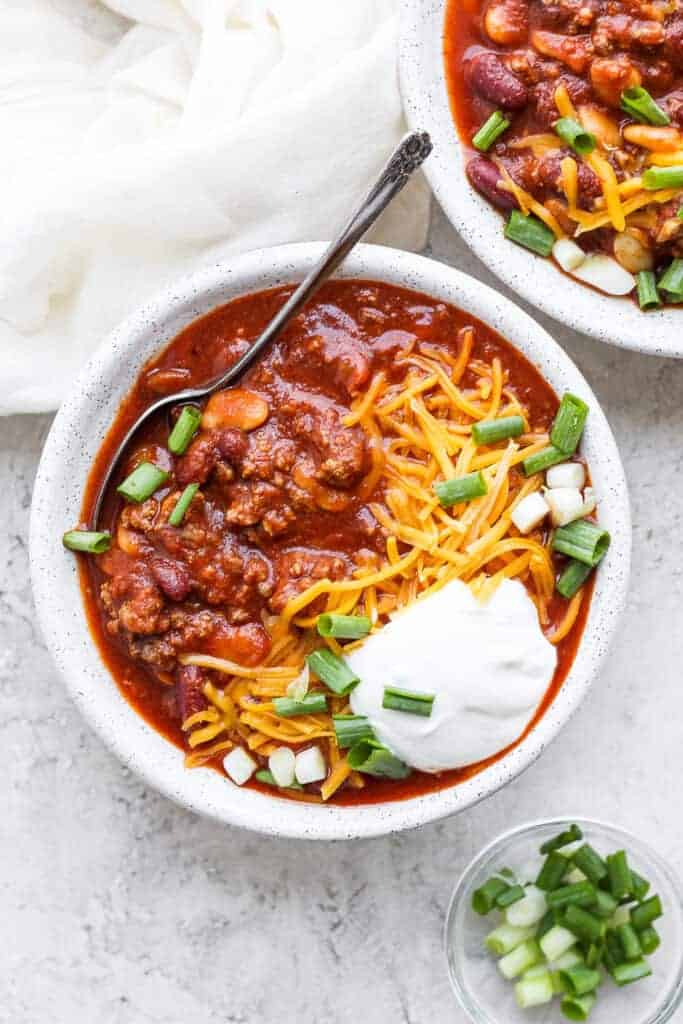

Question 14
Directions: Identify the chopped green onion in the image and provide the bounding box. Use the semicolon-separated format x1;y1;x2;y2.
485;923;536;956
273;693;328;718
472;415;524;446
347;738;410;779
561;993;597;1021
254;769;303;790
117;461;169;503
538;908;559;939
540;924;577;962
563;905;604;944
523;445;567;477
332;714;375;748
620;86;670;125
168;483;199;526
505;210;555;257
630;870;651;902
559;964;601;996
497;885;527;910
557;560;593;599
637;270;661;310
547;882;597;911
316;613;371;639
604;929;625;969
382;685;435;717
473;110;510;151
168;405;202;455
643;165;683;191
572;844;608;886
553;520;610;567
593;890;618;919
514;969;554;1008
498;939;543;980
540;824;583;854
62;530;111;554
537;851;570;891
630;894;663;931
658;258;683;296
584;942;604;969
306;649;359;696
434;471;488;506
473;876;510;914
617;922;642;961
639;926;660;955
607;850;633;900
551;394;589;455
610;959;652;986
555;117;596;156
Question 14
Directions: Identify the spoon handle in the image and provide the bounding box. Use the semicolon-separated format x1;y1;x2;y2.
208;130;433;392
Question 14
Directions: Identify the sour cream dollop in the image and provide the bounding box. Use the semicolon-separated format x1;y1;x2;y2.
348;578;556;772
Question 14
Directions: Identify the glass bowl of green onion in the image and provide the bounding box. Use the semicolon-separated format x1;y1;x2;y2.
445;818;683;1024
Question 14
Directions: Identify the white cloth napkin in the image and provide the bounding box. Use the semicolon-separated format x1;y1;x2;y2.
0;0;429;414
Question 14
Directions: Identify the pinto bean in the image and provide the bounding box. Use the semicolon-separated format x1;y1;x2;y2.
202;389;269;432
590;55;641;107
484;0;529;46
530;30;593;74
466;52;528;109
466;156;519;210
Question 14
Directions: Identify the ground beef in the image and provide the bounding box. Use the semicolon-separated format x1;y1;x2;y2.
532;74;592;125
269;549;350;614
290;407;367;489
175;428;247;486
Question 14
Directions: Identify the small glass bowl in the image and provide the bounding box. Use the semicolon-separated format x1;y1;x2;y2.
445;818;683;1024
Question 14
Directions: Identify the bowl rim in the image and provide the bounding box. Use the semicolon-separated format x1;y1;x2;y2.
444;815;683;1024
398;0;683;358
29;241;631;841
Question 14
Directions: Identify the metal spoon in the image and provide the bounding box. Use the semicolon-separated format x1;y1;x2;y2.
91;130;432;527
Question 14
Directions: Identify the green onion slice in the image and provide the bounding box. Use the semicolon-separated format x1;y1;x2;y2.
563;905;604;944
572;844;608;885
169;483;199;527
546;882;597;910
559;964;601;996
630;870;651;902
540;823;583;854
496;884;526;909
347;738;411;779
557;559;593;599
316;613;371;639
434;471;487;506
306;649;359;696
643;165;683;191
617;922;642;961
472;415;525;446
537;851;570;891
62;530;112;554
630;894;663;931
168;405;202;455
505;210;555;257
473;110;511;152
561;992;597;1021
639;925;660;955
554;117;596;156
637;270;661;310
620;86;671;126
273;692;328;718
658;258;683;297
552;519;610;567
551;393;589;455
382;685;435;717
610;959;652;986
332;714;375;748
117;462;169;503
473;876;510;915
523;445;567;477
607;850;633;900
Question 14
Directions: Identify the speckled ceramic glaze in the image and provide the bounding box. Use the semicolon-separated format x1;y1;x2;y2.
399;0;683;357
30;243;630;840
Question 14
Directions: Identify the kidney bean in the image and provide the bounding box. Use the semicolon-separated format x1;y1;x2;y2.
466;157;519;210
665;18;683;69
466;52;528;109
176;664;207;722
151;557;192;602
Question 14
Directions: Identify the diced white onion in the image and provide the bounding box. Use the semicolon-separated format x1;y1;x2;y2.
223;747;257;786
294;745;327;785
544;487;585;527
286;663;309;701
553;238;586;273
582;486;596;516
572;253;636;296
546;462;585;490
505;885;548;928
268;747;296;788
511;492;549;534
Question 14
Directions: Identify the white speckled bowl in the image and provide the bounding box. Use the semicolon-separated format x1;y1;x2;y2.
30;243;630;840
399;0;683;357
